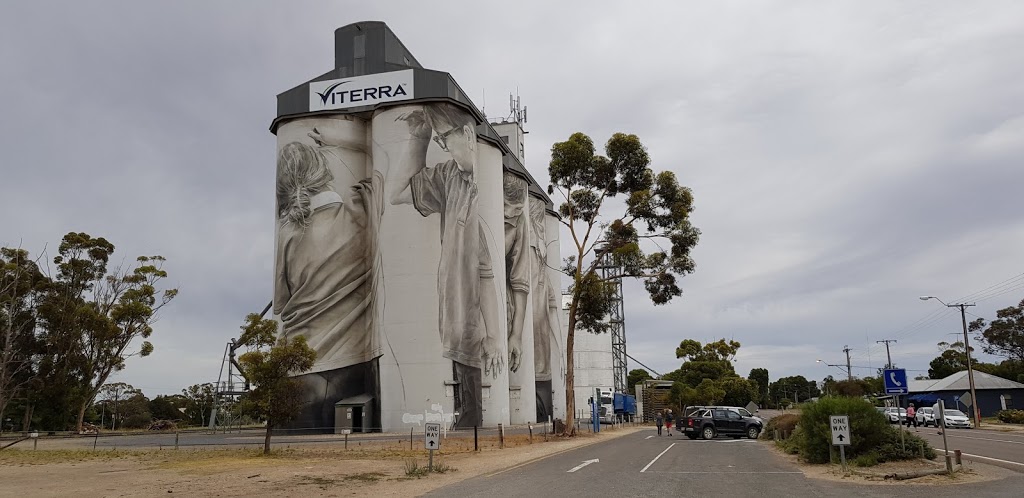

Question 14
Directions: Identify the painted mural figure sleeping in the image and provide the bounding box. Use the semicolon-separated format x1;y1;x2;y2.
390;103;505;428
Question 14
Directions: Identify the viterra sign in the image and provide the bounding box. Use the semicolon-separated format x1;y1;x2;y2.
309;69;414;111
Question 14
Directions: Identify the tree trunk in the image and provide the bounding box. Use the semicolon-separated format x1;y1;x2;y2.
562;302;579;436
22;403;33;434
76;399;88;433
263;418;272;455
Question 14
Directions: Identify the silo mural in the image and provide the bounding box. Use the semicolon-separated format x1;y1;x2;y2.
270;21;563;432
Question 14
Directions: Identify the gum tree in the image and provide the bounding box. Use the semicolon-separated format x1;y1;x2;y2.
236;313;316;454
0;247;46;429
34;233;178;431
548;132;699;435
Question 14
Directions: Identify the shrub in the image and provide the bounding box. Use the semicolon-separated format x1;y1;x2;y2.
762;413;800;440
873;427;936;462
797;397;891;464
776;426;803;454
853;453;878;467
996;409;1024;424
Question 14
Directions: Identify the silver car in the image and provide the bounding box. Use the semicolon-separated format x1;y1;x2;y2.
884;407;907;423
915;407;937;427
942;409;972;429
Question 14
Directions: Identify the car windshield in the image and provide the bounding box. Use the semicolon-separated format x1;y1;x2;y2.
944;410;966;417
738;409;752;417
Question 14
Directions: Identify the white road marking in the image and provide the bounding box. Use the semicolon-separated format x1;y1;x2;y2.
646;471;803;474
640;443;675;473
566;459;600;473
937;449;1024;468
645;435;654;439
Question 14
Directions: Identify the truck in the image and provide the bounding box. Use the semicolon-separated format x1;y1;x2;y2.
614;392;637;422
681;407;763;440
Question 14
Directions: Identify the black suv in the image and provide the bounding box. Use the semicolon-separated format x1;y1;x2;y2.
681;407;763;440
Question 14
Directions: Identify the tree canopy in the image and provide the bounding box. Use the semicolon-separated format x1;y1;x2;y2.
236;313;316;454
1;233;177;432
970;298;1024;364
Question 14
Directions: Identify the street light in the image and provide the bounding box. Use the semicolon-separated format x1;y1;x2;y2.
817;359;851;381
920;295;981;428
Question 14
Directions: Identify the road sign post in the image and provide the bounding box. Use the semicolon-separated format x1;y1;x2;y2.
937;400;952;474
424;423;441;472
830;415;850;474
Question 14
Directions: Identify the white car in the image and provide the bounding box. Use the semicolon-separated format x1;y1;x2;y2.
915;407;937;427
942;410;972;429
884;407;907;423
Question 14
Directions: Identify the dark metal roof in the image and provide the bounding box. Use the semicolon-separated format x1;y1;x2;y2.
270;21;553;210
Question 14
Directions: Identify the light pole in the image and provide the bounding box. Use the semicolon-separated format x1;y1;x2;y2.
920;296;981;428
817;359;851;381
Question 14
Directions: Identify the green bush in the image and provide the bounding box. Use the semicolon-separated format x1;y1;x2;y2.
853;453;878;467
762;413;801;440
796;397;892;464
873;427;936;462
996;409;1024;424
776;426;803;455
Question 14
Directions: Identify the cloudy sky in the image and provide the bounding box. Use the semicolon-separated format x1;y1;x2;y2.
2;1;1022;396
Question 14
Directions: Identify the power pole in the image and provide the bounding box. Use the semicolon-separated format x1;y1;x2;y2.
843;345;853;381
876;339;897;369
954;303;981;428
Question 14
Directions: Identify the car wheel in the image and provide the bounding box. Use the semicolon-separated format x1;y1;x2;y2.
747;426;760;439
702;426;716;440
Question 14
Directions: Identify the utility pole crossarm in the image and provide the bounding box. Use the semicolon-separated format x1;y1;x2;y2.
876;340;897;369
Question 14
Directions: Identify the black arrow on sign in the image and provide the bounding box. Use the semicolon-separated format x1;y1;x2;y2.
837;434;845;442
429;441;435;447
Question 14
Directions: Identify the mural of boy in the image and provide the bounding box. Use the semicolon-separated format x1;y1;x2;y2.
503;171;530;375
390;103;504;428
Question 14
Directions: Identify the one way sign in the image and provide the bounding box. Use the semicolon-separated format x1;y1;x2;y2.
424;423;441;450
830;415;850;446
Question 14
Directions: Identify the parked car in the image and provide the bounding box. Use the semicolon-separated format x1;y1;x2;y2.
915;407;937;427
681;408;763;440
942;409;972;428
883;407;907;423
681;406;763;427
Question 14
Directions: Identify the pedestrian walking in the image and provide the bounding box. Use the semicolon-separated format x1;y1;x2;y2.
665;409;674;436
905;404;918;430
655;410;664;435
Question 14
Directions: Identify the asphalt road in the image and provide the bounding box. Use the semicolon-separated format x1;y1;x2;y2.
428;428;1024;497
908;426;1024;471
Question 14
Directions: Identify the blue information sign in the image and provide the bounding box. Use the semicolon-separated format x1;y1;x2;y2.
883;368;908;395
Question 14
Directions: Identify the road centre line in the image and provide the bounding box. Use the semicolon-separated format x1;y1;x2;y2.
640;443;675;473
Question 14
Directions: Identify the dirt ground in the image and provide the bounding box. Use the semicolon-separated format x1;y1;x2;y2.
0;427;644;497
765;441;1018;486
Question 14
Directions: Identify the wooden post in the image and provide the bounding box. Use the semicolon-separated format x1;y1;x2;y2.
498;423;504;449
409;427;413;451
175;431;179;450
474;426;478;451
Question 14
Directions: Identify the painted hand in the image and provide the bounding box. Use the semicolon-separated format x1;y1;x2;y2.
395;109;432;140
508;344;521;373
482;337;504;379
